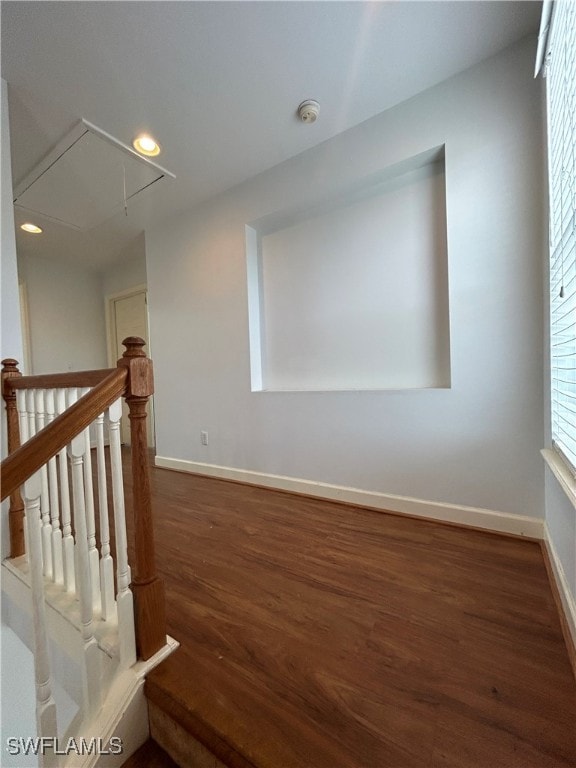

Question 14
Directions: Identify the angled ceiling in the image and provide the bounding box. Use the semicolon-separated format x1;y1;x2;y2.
1;1;541;270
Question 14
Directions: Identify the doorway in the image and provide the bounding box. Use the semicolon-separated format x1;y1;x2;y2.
106;285;155;447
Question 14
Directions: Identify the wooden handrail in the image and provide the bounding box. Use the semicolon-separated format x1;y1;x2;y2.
5;368;116;391
1;367;128;502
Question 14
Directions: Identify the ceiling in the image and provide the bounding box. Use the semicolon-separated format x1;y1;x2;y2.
1;1;541;271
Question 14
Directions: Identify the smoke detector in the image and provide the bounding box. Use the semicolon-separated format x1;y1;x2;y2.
297;100;320;124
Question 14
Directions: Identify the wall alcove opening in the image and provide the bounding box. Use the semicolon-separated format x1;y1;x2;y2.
246;145;451;392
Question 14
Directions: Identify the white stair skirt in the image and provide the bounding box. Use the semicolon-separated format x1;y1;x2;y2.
1;623;79;768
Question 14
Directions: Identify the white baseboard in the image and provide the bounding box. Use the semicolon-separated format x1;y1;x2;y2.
154;455;544;539
543;523;576;656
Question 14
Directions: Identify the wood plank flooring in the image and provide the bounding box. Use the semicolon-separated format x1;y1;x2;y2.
123;453;576;768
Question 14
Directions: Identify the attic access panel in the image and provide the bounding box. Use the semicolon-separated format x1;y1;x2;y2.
13;120;175;231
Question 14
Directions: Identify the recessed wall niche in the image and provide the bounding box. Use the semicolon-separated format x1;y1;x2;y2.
246;146;450;391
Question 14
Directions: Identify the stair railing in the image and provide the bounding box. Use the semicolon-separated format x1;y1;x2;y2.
1;337;166;762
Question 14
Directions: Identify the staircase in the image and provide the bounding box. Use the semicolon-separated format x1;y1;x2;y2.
1;338;177;767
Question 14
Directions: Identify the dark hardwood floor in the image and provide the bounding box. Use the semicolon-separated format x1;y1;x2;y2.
123;453;576;768
121;739;179;768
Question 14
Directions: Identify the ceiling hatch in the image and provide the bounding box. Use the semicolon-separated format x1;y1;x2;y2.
13;119;175;231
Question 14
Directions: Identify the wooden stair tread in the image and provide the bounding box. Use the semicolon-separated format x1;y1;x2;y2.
146;653;256;768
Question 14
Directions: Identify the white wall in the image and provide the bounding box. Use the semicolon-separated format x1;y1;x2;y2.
15;233;146;377
101;232;147;298
252;159;449;391
545;469;576;597
147;37;545;519
18;253;107;374
1;79;23;378
1;78;24;558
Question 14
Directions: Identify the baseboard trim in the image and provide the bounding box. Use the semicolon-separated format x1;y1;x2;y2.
154;455;543;539
541;525;576;679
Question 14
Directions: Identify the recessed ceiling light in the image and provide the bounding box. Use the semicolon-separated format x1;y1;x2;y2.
132;134;161;157
20;222;43;234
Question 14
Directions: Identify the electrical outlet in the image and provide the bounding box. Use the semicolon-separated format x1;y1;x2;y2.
200;430;209;446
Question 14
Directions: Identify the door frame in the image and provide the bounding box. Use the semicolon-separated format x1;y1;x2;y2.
105;284;149;366
105;284;155;446
18;281;33;375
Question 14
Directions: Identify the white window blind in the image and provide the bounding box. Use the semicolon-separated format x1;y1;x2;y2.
547;1;576;468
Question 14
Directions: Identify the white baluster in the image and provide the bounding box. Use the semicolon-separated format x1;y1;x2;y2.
26;388;36;443
17;389;29;443
17;390;30;561
26;389;42;573
81;388;101;614
23;471;59;766
96;411;115;621
68;389;81;598
109;398;136;668
45;390;63;584
57;389;75;594
35;390;53;579
69;431;101;716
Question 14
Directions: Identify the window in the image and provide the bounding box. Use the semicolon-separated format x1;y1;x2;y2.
546;1;576;468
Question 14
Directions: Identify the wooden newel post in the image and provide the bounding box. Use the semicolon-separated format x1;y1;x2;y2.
117;337;166;660
2;359;25;558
